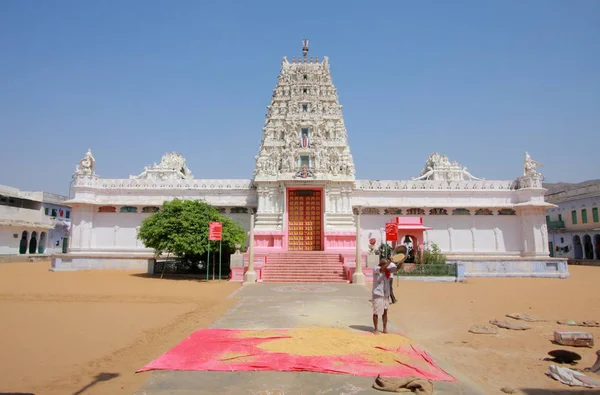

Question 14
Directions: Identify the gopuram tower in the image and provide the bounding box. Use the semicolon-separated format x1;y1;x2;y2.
253;40;356;252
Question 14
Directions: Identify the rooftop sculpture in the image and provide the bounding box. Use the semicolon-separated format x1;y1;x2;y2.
412;153;483;181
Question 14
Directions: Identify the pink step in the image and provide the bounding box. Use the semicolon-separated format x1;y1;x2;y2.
258;251;346;283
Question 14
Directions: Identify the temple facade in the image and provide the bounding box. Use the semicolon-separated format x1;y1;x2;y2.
56;46;567;278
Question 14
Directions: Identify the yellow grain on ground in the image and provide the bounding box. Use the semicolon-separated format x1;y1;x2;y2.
256;327;410;364
236;330;284;338
219;351;255;363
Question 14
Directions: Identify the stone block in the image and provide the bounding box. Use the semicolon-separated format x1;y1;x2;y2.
554;331;594;347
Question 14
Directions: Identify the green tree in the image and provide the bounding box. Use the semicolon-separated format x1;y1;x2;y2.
137;199;247;264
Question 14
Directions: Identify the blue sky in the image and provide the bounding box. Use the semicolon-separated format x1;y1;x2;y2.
1;0;598;195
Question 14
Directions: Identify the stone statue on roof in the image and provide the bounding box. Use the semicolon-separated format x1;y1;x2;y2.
74;149;96;176
412;152;483;181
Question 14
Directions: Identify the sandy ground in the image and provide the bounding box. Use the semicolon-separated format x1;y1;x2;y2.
388;266;600;394
1;262;599;395
0;261;239;395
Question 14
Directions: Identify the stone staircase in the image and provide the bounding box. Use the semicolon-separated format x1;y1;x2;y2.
261;251;348;283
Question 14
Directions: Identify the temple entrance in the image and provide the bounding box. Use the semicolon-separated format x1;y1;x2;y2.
287;189;322;251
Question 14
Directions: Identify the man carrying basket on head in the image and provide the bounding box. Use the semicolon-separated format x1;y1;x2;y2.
372;248;406;333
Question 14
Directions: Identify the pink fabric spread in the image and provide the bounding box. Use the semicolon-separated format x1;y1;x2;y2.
137;328;455;381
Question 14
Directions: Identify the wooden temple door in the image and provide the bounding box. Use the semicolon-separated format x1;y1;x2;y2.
287;189;322;251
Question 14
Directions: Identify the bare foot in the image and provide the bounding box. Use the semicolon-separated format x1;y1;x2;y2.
373;329;379;334
382;329;388;334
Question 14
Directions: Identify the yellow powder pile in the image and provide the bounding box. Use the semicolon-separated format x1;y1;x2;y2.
251;327;412;366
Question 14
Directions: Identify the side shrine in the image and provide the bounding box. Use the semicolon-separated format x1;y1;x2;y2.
53;43;568;281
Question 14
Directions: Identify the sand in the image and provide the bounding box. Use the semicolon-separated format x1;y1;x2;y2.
1;261;599;395
388;265;600;394
0;261;239;395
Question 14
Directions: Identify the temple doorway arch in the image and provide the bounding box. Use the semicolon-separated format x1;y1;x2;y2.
19;231;28;254
38;232;46;254
584;235;594;260
595;234;600;260
573;235;583;259
28;231;37;254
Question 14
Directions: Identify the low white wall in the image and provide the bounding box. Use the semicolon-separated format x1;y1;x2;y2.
0;228;20;255
358;214;524;254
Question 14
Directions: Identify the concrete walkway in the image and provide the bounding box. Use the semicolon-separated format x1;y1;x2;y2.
134;283;484;395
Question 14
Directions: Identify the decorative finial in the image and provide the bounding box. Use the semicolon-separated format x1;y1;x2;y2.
302;39;309;57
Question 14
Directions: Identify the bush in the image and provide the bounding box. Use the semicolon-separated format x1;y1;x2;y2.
415;242;447;265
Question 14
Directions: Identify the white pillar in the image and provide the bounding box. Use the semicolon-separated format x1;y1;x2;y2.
352;212;366;285
243;213;257;284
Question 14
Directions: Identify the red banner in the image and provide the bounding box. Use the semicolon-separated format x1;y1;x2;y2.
209;222;222;241
385;223;397;241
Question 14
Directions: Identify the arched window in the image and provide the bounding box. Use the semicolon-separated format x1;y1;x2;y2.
38;232;46;254
19;231;28;254
29;231;38;254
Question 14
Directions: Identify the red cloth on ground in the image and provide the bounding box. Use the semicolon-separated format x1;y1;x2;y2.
137;329;455;382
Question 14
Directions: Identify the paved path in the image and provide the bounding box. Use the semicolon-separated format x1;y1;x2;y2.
134;283;484;395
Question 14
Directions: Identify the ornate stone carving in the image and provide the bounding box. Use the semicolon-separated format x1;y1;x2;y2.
74;149;96;176
412;153;483;181
130;152;193;180
516;152;544;189
355;180;516;191
253;52;355;181
523;152;543;178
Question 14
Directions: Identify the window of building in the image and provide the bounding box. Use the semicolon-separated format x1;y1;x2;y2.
302;104;308;112
303;88;307;94
51;209;57;217
593;207;599;223
558;214;562;222
560;237;564;243
571;210;577;225
303;74;308;80
44;208;49;215
120;206;138;213
582;209;588;224
65;210;70;219
546;215;550;223
300;155;310;168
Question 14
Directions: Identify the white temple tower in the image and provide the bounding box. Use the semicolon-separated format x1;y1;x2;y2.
253;41;357;252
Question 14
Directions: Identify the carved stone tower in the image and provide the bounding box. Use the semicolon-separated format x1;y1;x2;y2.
252;43;356;251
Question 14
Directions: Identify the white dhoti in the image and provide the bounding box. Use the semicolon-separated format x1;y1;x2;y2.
372;296;389;316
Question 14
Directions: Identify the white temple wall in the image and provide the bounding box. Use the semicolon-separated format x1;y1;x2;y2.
357;212;524;255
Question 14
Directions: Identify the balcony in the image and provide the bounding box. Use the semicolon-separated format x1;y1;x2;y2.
547;220;565;230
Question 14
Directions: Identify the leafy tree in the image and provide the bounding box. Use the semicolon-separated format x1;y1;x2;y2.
137;199;247;265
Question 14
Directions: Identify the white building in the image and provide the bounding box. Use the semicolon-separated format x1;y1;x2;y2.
55;45;566;279
546;182;600;261
0;185;71;259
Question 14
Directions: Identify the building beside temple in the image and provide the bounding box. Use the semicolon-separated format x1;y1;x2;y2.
545;181;600;261
0;185;71;259
54;44;567;279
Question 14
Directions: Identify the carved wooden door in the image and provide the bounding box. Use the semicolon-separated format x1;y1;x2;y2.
287;189;322;251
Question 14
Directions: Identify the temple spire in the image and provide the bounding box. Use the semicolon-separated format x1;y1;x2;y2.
302;39;309;58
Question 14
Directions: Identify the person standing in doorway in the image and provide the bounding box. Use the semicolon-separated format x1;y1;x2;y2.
372;258;398;333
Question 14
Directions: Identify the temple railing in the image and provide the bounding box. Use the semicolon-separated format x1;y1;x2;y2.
355;180;518;191
72;176;255;190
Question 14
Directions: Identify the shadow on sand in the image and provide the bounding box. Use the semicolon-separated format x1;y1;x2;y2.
72;372;120;395
349;325;374;333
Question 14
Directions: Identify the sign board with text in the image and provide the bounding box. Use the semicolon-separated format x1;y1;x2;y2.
209;222;222;241
385;223;397;241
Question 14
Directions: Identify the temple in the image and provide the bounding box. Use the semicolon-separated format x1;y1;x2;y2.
54;43;568;280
